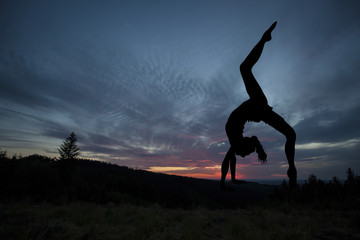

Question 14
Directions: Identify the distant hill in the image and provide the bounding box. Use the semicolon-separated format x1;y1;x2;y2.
0;155;275;208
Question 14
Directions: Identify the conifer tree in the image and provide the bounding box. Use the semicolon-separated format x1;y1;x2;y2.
346;168;355;184
58;132;80;160
0;149;7;158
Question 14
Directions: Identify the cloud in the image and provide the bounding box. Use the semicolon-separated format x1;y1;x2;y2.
296;139;360;150
295;103;360;144
147;166;198;172
297;156;327;162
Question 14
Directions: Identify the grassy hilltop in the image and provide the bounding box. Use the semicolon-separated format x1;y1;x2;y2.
1;154;360;239
0;154;274;208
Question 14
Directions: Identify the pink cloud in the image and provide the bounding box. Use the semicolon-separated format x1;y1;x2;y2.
271;174;287;178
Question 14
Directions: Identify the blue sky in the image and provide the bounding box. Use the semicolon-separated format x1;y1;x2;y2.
1;0;360;180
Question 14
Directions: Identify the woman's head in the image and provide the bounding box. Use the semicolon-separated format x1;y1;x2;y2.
235;136;267;163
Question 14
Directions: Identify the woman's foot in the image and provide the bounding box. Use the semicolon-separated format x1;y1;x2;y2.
262;21;277;42
287;166;297;188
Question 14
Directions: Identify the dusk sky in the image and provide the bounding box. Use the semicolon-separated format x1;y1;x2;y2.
1;0;360;180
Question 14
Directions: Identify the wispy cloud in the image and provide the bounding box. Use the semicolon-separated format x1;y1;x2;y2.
147;166;198;172
296;139;360;150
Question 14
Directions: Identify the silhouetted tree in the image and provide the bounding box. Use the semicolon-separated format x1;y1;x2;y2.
57;132;80;187
344;168;357;202
345;168;355;185
0;149;7;159
328;176;343;202
307;174;317;185
58;132;80;160
330;176;341;185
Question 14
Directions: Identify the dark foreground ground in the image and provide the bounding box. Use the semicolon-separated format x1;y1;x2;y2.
1;155;360;239
1;201;360;240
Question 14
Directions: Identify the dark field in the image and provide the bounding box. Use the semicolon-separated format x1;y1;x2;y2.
1;201;360;240
1;155;360;239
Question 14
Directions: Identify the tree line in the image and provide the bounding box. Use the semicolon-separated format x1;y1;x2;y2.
272;168;360;209
1;132;359;209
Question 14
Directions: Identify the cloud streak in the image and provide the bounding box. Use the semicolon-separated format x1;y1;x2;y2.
296;139;360;150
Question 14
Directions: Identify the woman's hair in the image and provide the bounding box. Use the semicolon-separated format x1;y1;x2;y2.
234;136;267;163
251;136;267;163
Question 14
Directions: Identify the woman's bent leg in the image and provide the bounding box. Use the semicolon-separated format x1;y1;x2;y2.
263;110;297;187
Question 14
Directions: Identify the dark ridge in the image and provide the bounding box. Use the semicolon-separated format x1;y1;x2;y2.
0;155;274;209
2;154;359;209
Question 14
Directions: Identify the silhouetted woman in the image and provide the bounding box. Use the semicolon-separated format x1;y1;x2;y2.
220;22;297;189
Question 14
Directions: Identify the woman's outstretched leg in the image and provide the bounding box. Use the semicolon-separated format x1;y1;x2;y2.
240;22;277;105
263;110;297;187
